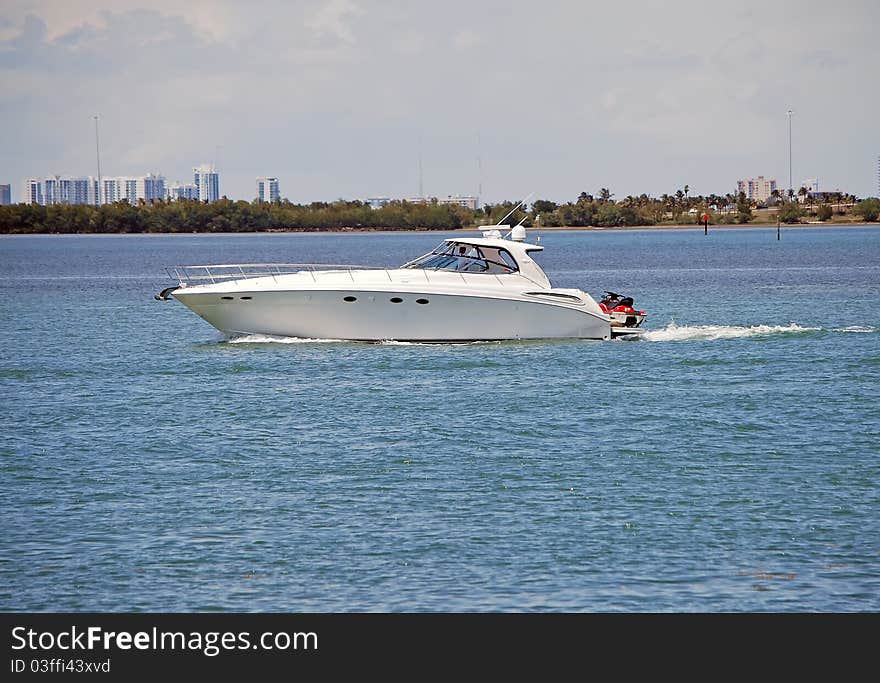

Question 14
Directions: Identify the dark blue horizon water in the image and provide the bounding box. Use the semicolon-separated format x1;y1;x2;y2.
1;226;878;612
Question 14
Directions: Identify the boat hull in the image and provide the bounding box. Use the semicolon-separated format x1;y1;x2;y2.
173;287;611;341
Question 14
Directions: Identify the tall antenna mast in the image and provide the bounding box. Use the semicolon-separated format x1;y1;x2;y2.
787;109;793;195
94;115;102;206
477;132;482;203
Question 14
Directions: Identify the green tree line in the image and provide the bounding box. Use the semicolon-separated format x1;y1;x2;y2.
1;192;877;234
0;198;469;234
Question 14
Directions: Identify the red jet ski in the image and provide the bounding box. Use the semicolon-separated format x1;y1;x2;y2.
598;291;647;336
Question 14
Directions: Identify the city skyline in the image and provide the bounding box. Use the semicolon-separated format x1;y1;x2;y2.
1;2;878;202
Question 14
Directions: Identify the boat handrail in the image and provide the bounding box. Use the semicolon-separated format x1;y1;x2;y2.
167;263;388;285
165;263;532;288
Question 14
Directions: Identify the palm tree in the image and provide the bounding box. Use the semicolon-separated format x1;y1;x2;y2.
599;188;613;202
660;194;670;220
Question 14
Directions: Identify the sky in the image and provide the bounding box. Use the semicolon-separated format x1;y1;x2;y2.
1;0;878;203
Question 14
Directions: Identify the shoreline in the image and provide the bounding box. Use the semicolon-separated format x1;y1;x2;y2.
2;222;877;236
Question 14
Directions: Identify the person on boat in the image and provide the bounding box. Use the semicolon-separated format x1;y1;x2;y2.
457;245;477;271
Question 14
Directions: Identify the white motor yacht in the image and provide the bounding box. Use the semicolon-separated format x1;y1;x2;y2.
157;224;646;342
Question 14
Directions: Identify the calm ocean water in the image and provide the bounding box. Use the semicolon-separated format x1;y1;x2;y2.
1;226;878;612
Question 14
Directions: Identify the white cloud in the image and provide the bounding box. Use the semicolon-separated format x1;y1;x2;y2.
1;0;246;44
305;0;363;43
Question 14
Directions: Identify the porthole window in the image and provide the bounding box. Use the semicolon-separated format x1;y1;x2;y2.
416;298;429;305
389;297;403;303
343;296;357;302
221;296;234;301
240;296;252;300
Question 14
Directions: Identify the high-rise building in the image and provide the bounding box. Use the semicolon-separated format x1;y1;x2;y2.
42;175;88;205
140;174;166;203
0;184;10;205
22;174;167;206
166;182;198;201
60;177;92;205
736;176;777;203
256;177;280;203
24;178;42;205
43;176;60;205
193;165;220;203
95;175;167;205
102;178;121;204
123;178;139;204
88;178;100;206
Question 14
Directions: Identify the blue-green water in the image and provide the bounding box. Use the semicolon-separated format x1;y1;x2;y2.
1;227;878;612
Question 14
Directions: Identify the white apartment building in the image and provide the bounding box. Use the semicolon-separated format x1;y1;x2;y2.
138;173;166;202
736;176;777;203
24;178;43;205
166;182;199;201
193;165;220;203
437;195;479;210
101;178;123;204
256;177;280;202
366;197;392;210
60;177;92;204
24;174;167;206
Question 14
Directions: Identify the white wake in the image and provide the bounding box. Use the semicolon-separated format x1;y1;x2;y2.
832;326;876;333
226;335;501;346
227;334;346;344
225;324;870;345
641;322;820;342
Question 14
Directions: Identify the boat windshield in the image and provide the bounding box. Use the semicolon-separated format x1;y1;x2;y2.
402;242;518;274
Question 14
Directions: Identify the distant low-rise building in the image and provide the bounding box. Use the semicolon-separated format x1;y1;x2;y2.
366;196;392;210
806;190;847;203
437;195;479;210
736;176;777;203
256;177;280;203
0;184;10;205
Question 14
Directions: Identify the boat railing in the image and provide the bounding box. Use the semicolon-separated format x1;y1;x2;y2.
167;263;390;285
166;263;525;288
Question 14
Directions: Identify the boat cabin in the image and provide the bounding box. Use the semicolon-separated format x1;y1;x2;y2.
402;237;551;287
